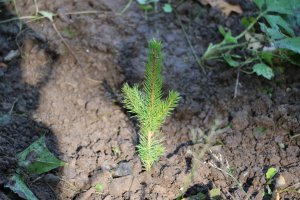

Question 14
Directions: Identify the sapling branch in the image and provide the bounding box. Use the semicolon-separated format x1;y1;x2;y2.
122;39;180;170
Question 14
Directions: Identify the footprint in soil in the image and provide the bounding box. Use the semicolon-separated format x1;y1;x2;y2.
0;4;61;200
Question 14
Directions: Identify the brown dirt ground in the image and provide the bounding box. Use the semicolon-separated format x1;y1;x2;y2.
0;0;299;199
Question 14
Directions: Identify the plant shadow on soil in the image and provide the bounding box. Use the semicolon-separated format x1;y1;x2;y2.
0;4;61;199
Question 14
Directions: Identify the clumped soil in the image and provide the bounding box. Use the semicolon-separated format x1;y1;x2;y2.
0;0;299;199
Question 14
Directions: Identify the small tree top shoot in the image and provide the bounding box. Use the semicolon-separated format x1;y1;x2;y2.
122;39;180;170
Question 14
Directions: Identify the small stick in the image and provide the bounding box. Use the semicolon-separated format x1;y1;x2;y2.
234;67;240;98
117;0;133;15
9;97;19;115
52;22;79;64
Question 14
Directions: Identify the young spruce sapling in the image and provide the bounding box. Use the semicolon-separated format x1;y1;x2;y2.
122;39;180;170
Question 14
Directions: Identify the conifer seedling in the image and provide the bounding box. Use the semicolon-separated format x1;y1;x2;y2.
122;39;180;171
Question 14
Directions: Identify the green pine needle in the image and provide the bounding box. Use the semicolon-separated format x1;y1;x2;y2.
122;39;180;170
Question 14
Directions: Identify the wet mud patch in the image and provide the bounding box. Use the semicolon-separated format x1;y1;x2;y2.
1;0;300;199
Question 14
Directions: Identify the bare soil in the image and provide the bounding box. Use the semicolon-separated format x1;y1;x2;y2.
0;0;299;200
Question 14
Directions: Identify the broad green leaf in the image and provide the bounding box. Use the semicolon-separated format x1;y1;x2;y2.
265;15;295;37
225;33;237;44
265;0;294;15
260;23;286;40
260;51;273;66
137;0;159;5
291;0;300;10
224;54;241;68
287;13;300;30
137;0;145;3
38;11;54;22
163;4;172;13
253;0;264;10
266;167;277;181
0;114;11;126
255;0;297;15
5;174;38;200
218;26;226;36
253;63;274;80
218;26;237;43
137;0;147;4
17;136;65;174
296;14;300;25
224;31;237;44
274;37;300;54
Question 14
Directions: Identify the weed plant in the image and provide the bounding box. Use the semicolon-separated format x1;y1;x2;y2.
201;0;300;80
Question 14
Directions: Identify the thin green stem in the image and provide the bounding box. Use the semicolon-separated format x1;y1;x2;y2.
240;69;254;74
202;42;248;61
12;0;19;16
33;0;39;15
279;189;300;194
117;0;133;15
291;134;300;140
0;15;39;24
9;97;19;115
215;42;248;52
235;11;266;40
64;10;100;15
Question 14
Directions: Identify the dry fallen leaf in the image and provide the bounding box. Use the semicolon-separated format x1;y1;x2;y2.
275;174;286;189
198;0;243;17
0;62;8;68
245;32;265;50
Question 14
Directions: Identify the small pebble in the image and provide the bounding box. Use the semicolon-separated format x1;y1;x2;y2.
275;174;286;189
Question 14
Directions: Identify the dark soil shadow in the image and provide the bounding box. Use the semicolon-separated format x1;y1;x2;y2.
180;182;213;199
0;4;60;200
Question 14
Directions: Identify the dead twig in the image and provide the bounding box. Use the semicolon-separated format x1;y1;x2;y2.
234;67;241;98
